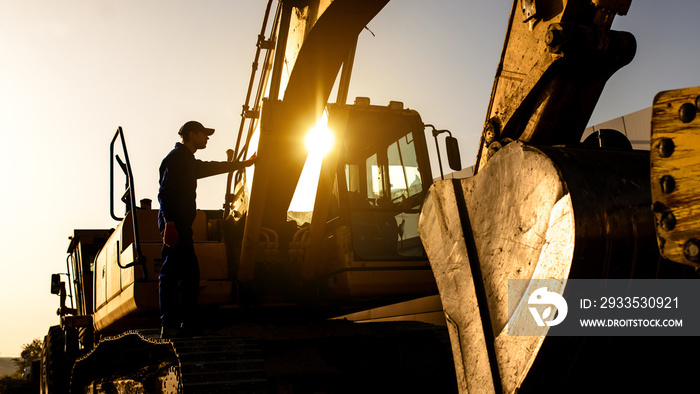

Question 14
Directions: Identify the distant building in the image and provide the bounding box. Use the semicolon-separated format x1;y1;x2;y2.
442;165;474;180
442;107;652;181
582;107;652;151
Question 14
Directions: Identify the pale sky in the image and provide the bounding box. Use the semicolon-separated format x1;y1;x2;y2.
1;0;699;357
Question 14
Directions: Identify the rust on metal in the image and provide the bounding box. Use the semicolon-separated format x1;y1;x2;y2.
651;86;700;267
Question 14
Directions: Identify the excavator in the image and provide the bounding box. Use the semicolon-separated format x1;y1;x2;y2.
40;0;700;393
43;1;454;393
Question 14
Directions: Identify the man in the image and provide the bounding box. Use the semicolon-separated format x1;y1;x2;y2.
158;120;255;339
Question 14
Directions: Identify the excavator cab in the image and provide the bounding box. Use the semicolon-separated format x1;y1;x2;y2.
296;100;441;303
336;102;430;260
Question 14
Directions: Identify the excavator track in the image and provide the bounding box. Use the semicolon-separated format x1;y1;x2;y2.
170;336;267;393
71;329;267;394
70;320;457;393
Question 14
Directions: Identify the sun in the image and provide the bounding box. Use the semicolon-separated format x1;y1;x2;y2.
288;112;336;215
304;111;334;157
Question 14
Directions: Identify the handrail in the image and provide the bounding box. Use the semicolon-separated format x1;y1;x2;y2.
225;0;278;218
110;126;148;280
64;255;75;309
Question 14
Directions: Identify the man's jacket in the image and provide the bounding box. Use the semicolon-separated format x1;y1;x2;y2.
158;143;239;238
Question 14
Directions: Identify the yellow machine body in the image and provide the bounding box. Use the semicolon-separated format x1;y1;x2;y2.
91;210;232;332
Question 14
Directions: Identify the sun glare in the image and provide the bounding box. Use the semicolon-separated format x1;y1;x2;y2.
288;112;335;216
304;111;334;157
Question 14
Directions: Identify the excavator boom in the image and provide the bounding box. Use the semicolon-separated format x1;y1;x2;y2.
238;0;389;282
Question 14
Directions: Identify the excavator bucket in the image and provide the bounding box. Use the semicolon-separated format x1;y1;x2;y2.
418;141;682;393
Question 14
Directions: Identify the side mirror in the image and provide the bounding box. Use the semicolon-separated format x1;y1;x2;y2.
446;136;462;171
50;274;61;295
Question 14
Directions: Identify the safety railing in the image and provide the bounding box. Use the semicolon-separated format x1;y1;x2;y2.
110;126;148;280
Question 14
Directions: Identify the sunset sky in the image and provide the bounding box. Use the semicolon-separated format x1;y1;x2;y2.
1;0;699;357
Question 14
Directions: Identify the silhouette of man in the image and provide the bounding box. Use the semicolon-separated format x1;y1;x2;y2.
158;120;255;338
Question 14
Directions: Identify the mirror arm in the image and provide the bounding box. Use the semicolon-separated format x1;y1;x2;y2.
425;124;462;180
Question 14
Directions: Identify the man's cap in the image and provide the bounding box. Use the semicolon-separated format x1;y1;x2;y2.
178;121;215;136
